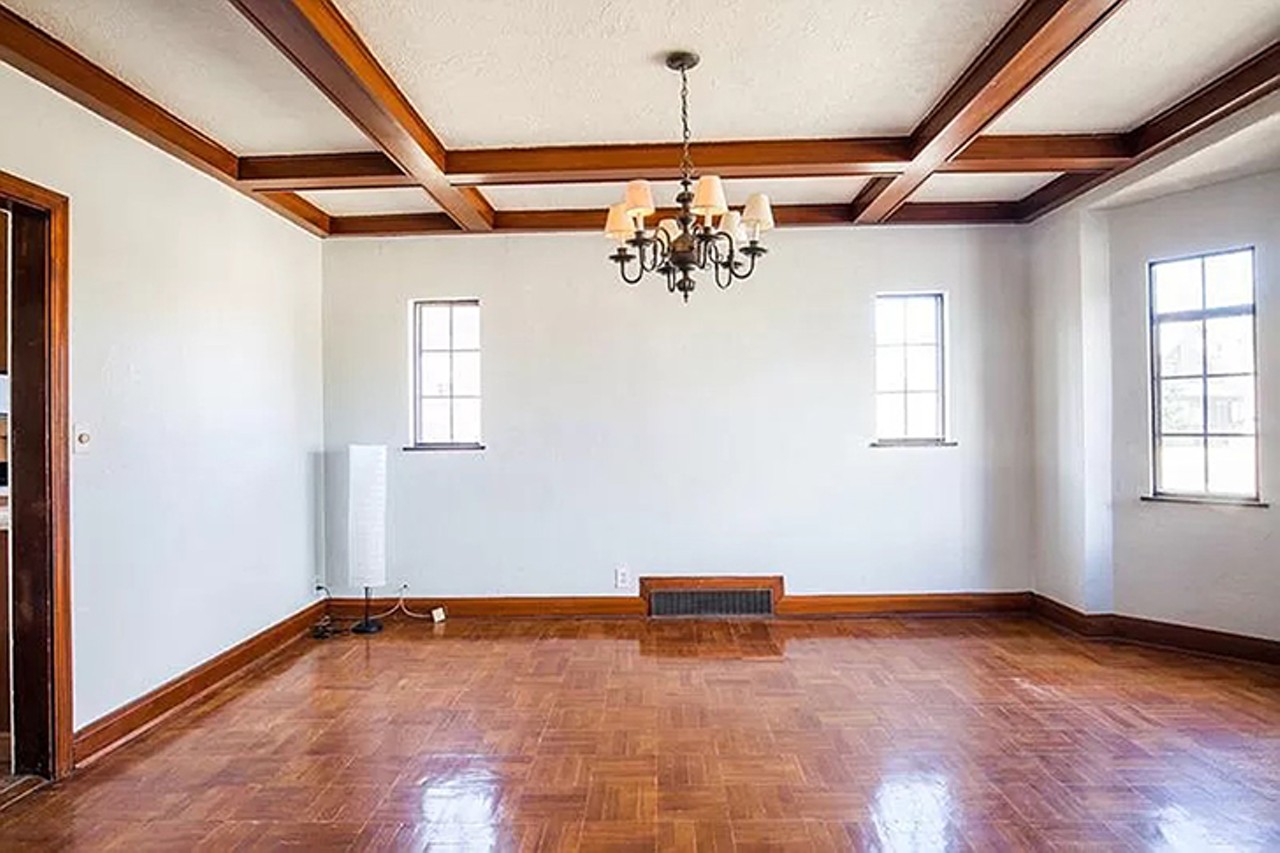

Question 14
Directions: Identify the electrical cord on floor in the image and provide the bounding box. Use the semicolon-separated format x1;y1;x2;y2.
310;584;442;640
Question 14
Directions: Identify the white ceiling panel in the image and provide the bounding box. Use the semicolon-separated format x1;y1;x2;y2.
1100;113;1280;209
4;0;371;154
333;0;1023;148
990;0;1280;134
299;188;442;215
913;173;1059;203
482;177;871;211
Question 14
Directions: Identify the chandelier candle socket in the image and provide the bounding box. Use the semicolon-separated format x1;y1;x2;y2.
604;51;771;302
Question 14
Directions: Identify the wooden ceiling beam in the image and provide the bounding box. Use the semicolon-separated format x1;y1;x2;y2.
446;138;911;185
239;151;413;190
854;0;1126;223
1018;42;1280;221
0;5;328;236
944;133;1131;172
888;202;1021;224
238;134;1132;192
229;0;493;231
1127;41;1280;159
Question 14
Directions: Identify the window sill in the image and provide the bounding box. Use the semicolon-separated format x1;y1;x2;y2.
403;443;486;453
1140;494;1268;509
869;439;958;448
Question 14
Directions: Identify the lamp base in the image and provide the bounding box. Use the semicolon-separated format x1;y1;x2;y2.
351;617;383;635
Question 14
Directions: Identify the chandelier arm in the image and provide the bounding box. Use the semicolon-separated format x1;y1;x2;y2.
616;251;645;286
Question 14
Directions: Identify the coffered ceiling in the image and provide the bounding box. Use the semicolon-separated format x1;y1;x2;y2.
0;0;1276;237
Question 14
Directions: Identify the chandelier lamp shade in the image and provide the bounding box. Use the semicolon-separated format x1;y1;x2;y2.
605;51;773;302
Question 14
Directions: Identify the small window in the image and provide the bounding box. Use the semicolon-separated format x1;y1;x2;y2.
875;293;947;443
1149;248;1258;500
411;299;482;448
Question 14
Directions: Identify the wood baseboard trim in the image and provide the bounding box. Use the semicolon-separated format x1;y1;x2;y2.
72;599;326;767
776;591;1033;617
1030;593;1280;665
327;596;647;620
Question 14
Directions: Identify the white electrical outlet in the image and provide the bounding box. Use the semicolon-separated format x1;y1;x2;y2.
614;566;631;589
431;606;447;623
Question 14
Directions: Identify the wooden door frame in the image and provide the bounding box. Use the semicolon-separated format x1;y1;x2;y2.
0;168;72;779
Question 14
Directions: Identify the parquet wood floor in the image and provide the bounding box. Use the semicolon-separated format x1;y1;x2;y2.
0;616;1277;851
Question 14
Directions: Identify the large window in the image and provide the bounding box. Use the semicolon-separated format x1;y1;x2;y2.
411;299;482;448
1149;248;1258;499
875;293;947;443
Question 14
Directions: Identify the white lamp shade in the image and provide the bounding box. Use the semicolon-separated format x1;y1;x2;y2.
742;193;775;232
346;444;387;589
657;218;680;241
624;180;656;218
691;175;728;217
604;202;634;241
717;210;745;241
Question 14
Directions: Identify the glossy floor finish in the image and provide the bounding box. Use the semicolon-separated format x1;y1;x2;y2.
1;617;1279;851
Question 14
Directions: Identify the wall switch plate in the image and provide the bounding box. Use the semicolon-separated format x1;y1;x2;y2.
431;606;447;623
614;566;631;589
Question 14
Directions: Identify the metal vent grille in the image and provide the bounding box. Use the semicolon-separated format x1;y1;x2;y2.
649;589;774;617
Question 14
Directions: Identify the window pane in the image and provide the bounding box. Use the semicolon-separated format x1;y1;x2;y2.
452;399;482;443
905;392;939;439
1207;437;1256;496
421;304;451;348
904;297;938;344
905;345;938;391
452;303;480;349
1152;258;1202;314
876;346;906;392
1157;320;1202;377
1158;436;1205;494
452;351;481;397
421;352;451;396
1205;251;1253;309
876;298;905;345
1205;315;1254;375
1159;379;1204;434
1206;376;1255;435
419;399;451;443
877;393;906;439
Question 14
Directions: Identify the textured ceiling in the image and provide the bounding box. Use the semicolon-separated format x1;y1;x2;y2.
913;173;1058;203
481;177;872;211
3;0;372;154
331;0;1023;148
299;188;442;216
1099;111;1280;209
990;0;1280;134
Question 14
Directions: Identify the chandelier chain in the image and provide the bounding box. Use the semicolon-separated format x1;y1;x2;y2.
679;67;694;183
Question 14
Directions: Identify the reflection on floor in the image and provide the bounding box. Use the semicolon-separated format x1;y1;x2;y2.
0;616;1277;849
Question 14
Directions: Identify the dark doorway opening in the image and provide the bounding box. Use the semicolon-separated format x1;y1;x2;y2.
0;169;72;782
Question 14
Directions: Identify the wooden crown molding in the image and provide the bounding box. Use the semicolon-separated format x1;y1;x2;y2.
229;0;493;232
0;5;328;237
326;201;1029;236
855;0;1127;223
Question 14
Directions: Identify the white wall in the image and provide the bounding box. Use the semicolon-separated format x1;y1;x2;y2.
1028;210;1114;613
0;64;325;726
1106;171;1280;640
322;226;1034;598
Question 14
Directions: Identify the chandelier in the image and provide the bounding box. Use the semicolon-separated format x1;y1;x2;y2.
604;51;774;302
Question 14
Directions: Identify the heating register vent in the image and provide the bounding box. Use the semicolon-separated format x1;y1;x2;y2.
648;588;774;617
